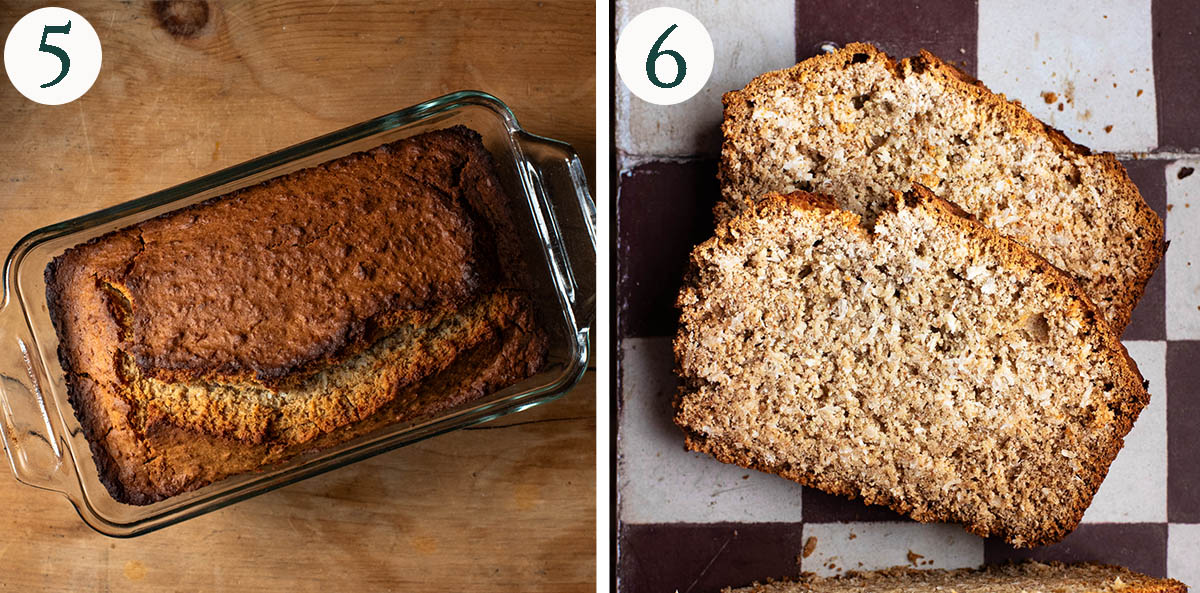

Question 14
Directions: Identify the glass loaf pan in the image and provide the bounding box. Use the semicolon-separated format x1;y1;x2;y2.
0;90;595;536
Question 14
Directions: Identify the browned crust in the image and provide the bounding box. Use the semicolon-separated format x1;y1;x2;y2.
73;298;545;505
44;128;547;505
52;126;523;390
674;188;1149;547
724;562;1189;593
718;42;1166;333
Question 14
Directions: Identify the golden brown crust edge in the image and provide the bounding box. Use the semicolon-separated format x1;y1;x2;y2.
718;42;1166;333
675;188;1149;547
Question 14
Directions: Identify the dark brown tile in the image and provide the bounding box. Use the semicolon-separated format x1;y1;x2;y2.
984;523;1167;577
795;0;978;75
800;486;911;523
1121;158;1167;341
1124;159;1170;221
1168;340;1200;522
618;523;807;593
1125;265;1166;341
616;160;720;339
1153;0;1200;150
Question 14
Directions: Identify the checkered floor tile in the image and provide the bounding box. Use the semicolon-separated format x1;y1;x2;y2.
614;1;1200;591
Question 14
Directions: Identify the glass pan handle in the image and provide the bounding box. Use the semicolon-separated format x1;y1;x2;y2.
0;303;74;494
515;131;596;334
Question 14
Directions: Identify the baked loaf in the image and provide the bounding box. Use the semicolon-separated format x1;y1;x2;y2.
719;42;1165;332
724;562;1187;593
674;188;1148;547
46;126;548;505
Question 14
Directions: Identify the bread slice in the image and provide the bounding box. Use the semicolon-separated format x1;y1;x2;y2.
723;562;1187;593
674;188;1149;547
719;42;1165;332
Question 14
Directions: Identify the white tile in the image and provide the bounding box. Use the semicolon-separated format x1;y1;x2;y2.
1083;341;1167;523
977;0;1157;152
1168;524;1200;585
800;523;983;577
1167;159;1200;340
614;0;796;157
617;337;806;524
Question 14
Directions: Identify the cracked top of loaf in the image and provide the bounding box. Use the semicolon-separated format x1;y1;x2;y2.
50;125;516;390
43;126;547;504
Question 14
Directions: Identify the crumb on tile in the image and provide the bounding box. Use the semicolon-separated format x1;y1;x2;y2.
1042;91;1058;104
907;550;925;567
1104;125;1113;133
802;536;818;559
1178;167;1194;179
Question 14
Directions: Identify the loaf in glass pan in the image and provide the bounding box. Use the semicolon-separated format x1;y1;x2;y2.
0;90;594;536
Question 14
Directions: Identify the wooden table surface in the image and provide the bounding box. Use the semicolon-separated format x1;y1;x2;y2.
0;1;595;591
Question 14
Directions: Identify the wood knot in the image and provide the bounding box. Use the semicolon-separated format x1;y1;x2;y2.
151;0;210;39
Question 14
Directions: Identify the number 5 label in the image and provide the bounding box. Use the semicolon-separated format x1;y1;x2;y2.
617;7;713;106
4;7;102;105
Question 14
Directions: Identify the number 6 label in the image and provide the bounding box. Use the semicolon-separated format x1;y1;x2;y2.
4;7;102;105
617;7;713;106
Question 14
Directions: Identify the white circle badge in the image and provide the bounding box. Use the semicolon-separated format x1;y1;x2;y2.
616;7;714;106
4;7;102;105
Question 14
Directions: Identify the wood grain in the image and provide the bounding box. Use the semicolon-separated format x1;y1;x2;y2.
0;0;596;251
0;1;595;591
0;373;595;592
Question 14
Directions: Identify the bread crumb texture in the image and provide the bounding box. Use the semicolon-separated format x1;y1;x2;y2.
723;562;1188;593
674;189;1148;547
719;43;1164;332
